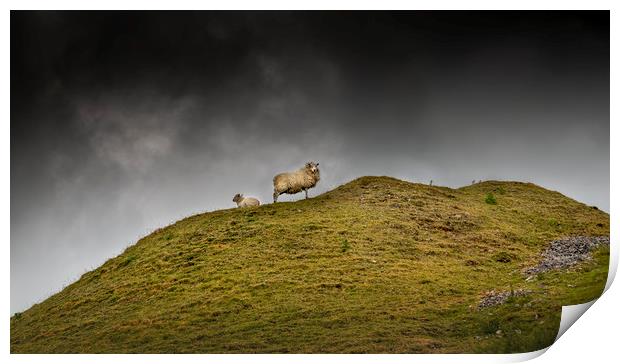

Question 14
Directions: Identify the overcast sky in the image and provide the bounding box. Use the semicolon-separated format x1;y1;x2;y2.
11;11;609;314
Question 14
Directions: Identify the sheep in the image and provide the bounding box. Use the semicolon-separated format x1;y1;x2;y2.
273;161;320;202
232;193;260;208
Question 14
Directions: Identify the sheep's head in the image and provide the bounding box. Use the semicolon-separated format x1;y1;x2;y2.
232;194;243;203
305;161;320;174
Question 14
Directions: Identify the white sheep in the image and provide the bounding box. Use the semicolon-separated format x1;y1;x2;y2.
232;194;260;208
273;161;321;202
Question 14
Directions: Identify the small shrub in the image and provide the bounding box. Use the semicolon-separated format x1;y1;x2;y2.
485;193;497;205
340;239;350;253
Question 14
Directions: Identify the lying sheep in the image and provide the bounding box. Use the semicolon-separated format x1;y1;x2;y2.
273;161;320;202
232;194;260;208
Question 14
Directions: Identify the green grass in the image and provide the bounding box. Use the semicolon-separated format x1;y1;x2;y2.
10;176;609;353
341;239;351;253
485;193;497;205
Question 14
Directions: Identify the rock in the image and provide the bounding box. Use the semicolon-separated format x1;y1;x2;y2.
523;236;609;275
496;330;502;335
478;289;532;309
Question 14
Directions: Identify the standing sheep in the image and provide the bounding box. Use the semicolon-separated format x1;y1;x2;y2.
273;161;321;202
232;194;260;208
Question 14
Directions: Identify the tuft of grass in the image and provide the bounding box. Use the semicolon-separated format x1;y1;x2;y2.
485;193;497;205
493;251;515;263
481;318;501;335
118;255;137;268
10;176;609;354
340;239;350;253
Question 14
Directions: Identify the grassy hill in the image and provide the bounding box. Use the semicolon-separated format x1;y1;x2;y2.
10;176;610;353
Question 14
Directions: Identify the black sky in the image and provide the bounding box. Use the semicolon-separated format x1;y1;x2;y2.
11;11;609;313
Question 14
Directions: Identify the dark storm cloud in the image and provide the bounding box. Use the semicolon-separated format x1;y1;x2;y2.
11;11;609;313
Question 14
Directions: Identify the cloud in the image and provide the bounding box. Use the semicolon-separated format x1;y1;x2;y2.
75;93;193;173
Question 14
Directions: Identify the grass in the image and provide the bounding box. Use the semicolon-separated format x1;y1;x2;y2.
10;176;609;353
341;239;351;253
485;193;497;205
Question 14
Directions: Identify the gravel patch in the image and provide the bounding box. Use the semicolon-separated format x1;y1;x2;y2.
523;236;609;275
478;289;531;309
478;236;608;310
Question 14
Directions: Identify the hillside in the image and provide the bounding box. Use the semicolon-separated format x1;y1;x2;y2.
10;176;610;353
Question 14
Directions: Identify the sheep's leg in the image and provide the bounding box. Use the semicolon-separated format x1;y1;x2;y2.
304;189;308;199
273;190;279;203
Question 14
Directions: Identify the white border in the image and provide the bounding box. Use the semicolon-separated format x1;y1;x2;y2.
4;2;616;364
